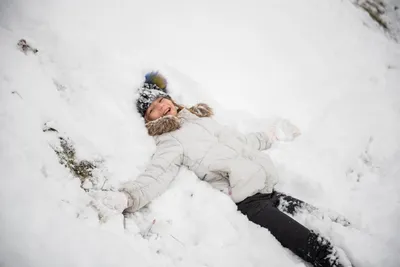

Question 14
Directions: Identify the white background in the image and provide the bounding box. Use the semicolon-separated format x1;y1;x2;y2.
1;0;400;266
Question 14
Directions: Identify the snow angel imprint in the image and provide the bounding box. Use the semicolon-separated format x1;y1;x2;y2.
95;72;354;267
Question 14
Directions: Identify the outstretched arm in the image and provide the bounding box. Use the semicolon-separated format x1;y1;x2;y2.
235;131;274;151
120;136;184;213
225;119;301;151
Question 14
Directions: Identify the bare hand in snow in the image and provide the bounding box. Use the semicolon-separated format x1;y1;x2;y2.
267;119;301;142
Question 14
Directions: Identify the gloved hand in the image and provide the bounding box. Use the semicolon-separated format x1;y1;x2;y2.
267;119;301;142
89;190;129;214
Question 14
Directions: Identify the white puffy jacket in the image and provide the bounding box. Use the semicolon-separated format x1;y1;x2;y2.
121;104;278;212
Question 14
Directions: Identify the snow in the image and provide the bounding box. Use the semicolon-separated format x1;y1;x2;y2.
1;0;400;266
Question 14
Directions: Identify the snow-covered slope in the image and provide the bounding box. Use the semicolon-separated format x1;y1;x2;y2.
1;0;400;266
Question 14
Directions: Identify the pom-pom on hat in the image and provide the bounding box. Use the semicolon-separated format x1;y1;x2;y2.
136;71;171;118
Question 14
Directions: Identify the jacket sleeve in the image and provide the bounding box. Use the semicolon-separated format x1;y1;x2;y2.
219;126;273;151
237;131;273;151
120;136;184;212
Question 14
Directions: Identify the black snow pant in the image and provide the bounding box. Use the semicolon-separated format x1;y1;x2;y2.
237;192;346;267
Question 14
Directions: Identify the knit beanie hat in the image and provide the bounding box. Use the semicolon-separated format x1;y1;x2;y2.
136;72;171;117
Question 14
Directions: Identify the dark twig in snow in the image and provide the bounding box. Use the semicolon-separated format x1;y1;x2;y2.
11;91;23;99
170;234;185;247
100;179;108;191
17;39;38;54
142;219;157;238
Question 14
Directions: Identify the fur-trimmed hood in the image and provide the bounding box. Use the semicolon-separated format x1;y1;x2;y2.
145;103;214;136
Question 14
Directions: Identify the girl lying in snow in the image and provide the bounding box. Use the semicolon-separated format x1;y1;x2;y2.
96;72;353;267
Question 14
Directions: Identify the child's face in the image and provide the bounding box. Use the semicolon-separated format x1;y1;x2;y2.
145;97;177;121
